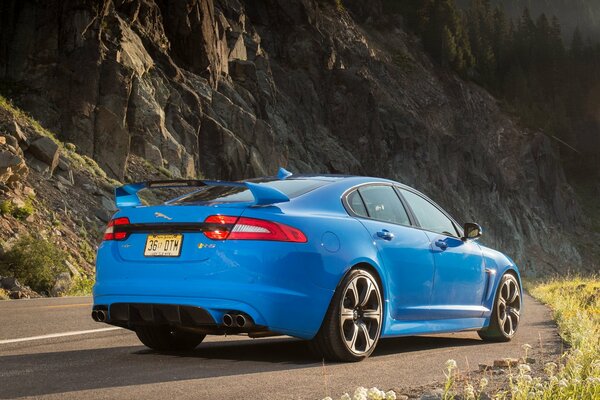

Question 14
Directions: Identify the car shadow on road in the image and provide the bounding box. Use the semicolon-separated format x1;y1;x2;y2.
0;334;484;398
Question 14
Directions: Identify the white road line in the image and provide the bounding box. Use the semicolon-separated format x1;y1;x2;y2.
0;327;122;345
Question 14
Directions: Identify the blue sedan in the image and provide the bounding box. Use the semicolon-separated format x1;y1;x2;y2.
92;169;522;361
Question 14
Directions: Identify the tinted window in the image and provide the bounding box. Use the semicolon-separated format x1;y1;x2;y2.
400;189;458;237
347;190;368;217
357;185;410;225
172;179;328;204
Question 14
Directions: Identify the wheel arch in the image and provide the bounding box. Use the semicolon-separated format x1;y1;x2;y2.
336;260;389;328
338;259;387;303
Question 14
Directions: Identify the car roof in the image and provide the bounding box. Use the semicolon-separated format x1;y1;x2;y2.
268;174;405;189
250;174;395;184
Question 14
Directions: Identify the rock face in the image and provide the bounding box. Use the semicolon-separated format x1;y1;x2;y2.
0;0;591;273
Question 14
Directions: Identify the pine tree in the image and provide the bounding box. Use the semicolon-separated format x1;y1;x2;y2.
571;27;584;58
441;25;458;67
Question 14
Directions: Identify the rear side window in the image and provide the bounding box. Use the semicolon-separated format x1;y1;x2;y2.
400;189;459;237
352;185;410;226
347;190;368;217
172;179;329;205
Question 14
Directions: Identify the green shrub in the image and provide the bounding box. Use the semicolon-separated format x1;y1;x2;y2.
79;241;96;264
0;199;35;219
12;199;34;220
0;200;13;215
0;235;67;293
67;275;95;296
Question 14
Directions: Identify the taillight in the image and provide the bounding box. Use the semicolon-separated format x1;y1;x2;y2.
103;217;131;241
203;215;307;243
203;215;238;240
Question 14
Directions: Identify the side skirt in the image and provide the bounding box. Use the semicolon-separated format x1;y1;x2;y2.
381;317;487;337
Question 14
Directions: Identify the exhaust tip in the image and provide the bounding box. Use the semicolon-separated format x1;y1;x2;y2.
222;313;233;327
96;310;107;323
235;314;247;327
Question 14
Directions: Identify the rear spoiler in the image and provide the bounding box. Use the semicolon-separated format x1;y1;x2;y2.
114;179;290;208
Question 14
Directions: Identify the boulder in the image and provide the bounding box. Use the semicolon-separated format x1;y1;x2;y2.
63;260;81;278
493;358;520;368
28;137;60;173
94;207;113;222
57;157;71;171
22;186;36;197
420;389;443;400
27;157;51;176
6;121;28;144
0;150;23;172
1;276;21;290
56;169;74;185
101;196;117;212
50;272;72;297
4;135;19;149
1;276;39;299
9;290;26;299
0;150;28;187
55;180;68;193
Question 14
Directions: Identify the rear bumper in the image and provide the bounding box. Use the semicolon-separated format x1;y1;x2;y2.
94;235;341;340
93;283;333;339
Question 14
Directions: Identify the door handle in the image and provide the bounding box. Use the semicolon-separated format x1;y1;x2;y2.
434;240;448;250
377;229;395;241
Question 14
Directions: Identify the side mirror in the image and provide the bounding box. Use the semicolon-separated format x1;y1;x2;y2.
462;222;483;241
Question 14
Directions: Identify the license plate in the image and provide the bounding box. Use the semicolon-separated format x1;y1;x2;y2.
144;234;183;257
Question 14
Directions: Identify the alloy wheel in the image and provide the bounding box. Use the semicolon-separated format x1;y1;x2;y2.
339;273;382;355
497;277;521;337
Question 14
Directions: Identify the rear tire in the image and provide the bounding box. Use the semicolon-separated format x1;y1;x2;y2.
310;269;383;362
135;326;205;351
478;273;521;342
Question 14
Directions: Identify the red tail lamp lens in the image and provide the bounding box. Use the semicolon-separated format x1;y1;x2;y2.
203;215;238;240
203;215;307;243
103;217;130;241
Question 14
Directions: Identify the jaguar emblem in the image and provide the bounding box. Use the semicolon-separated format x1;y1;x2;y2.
154;212;173;220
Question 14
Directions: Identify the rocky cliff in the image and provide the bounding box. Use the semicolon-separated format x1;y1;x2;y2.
0;0;596;276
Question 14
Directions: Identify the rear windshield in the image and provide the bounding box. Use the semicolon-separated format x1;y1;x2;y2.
170;178;330;205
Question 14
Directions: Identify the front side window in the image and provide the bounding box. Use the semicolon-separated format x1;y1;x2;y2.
353;185;411;225
400;189;458;237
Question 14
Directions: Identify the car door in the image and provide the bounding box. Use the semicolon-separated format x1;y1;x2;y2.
346;185;435;321
399;188;487;319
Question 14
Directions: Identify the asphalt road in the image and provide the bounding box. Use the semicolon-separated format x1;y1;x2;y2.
0;295;561;399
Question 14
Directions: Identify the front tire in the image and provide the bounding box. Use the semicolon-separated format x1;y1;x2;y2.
478;273;522;342
310;269;383;362
135;326;205;351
